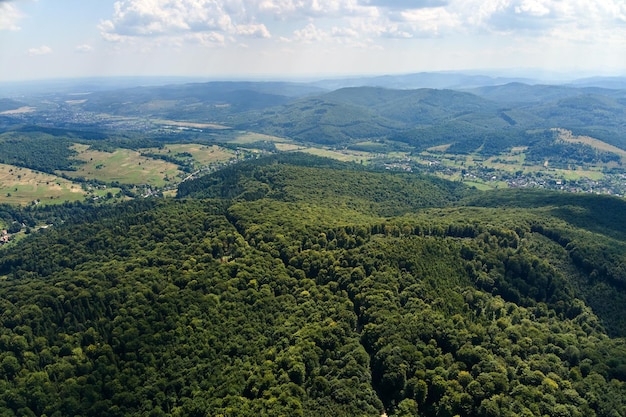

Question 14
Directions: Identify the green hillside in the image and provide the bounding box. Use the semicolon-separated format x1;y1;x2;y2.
228;85;626;152
0;154;626;416
176;154;470;215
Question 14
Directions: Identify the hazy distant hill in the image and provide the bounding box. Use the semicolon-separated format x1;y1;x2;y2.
311;71;626;90
310;71;536;90
235;84;626;150
0;98;26;112
79;81;326;116
3;75;626;159
322;87;500;124
234;87;506;144
469;82;626;104
237;93;404;144
568;76;626;89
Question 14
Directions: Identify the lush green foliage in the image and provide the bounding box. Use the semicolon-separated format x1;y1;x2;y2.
177;153;470;216
1;155;626;416
0;131;80;173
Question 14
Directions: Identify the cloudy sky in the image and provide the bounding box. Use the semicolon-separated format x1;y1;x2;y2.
1;0;625;81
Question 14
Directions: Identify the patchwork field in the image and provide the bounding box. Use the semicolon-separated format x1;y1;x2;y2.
558;129;626;161
300;147;374;163
141;144;235;166
0;106;36;115
0;164;85;205
555;168;605;181
60;144;182;186
153;119;231;130
228;132;291;144
274;143;304;151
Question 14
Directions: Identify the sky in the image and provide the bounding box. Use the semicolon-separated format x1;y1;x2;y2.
1;0;626;81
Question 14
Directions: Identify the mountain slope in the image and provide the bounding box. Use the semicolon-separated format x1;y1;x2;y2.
177;153;470;215
233;85;626;151
77;81;326;119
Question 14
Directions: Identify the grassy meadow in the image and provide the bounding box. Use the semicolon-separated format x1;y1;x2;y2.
0;164;85;205
228;132;291;144
153;119;231;130
141;144;235;166
300;147;375;163
60;144;182;186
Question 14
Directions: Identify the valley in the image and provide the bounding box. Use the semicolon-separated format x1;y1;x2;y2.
1;79;625;201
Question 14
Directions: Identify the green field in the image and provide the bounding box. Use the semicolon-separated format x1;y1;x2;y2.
558;128;626;161
228;132;291;144
60;144;182;186
0;163;85;205
557;168;604;181
300;147;375;163
274;143;305;151
152;119;231;130
142;144;235;166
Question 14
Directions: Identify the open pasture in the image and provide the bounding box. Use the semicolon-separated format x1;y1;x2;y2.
0;164;85;205
153;119;231;130
141;144;235;166
559;130;626;161
300;147;375;163
61;144;182;187
228;132;291;144
274;143;304;151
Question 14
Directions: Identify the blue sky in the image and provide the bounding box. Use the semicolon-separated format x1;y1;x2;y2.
1;0;626;81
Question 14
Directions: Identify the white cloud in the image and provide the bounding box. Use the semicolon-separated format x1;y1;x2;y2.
100;0;279;48
448;0;626;37
234;23;271;38
75;44;94;53
361;0;448;10
187;31;226;47
98;0;626;50
292;23;328;43
514;0;550;17
394;7;461;36
102;0;232;37
27;45;52;56
331;27;359;38
257;0;375;19
0;2;23;31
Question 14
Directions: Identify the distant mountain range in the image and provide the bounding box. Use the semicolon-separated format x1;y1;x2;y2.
2;72;626;156
2;71;626;97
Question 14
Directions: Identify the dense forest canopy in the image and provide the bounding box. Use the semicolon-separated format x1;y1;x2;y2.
0;154;626;416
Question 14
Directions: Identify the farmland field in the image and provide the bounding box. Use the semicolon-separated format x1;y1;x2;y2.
274;143;304;151
0;163;85;205
558;129;626;161
300;147;374;163
141;144;235;166
60;144;182;186
555;168;604;181
0;106;36;115
153;119;231;130
228;132;291;144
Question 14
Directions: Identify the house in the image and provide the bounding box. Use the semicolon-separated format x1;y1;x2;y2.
1;229;10;245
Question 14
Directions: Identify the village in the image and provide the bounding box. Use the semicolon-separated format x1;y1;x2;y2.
376;153;626;197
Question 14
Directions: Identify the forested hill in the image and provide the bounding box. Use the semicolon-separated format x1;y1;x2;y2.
1;155;626;416
176;153;471;216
